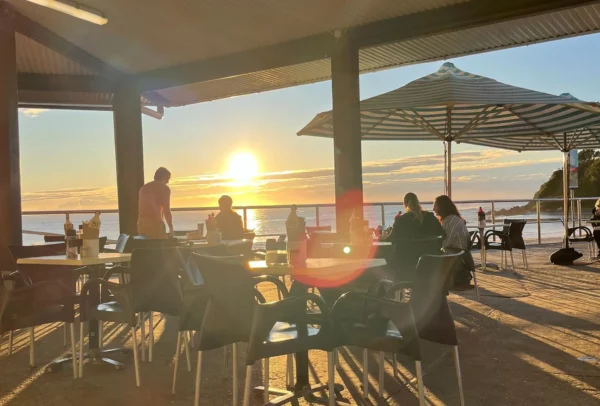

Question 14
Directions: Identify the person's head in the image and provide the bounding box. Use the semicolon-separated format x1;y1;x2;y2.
596;198;600;209
403;192;423;223
218;195;234;211
154;167;171;184
433;195;461;219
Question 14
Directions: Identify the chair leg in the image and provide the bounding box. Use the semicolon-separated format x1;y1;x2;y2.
8;331;13;355
393;353;398;380
378;351;385;398
263;358;269;404
139;313;146;362
223;345;229;377
286;354;294;388
98;322;103;350
64;323;68;347
454;346;465;406
70;323;78;379
472;268;480;302
148;311;154;362
328;351;336;406
415;360;425;406
29;327;35;368
242;364;253;406
79;321;85;378
194;351;203;406
362;348;369;399
184;332;192;372
172;332;182;394
131;326;141;387
510;250;516;274
233;343;239;406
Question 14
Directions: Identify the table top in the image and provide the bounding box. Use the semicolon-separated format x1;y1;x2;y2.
186;239;251;246
247;258;386;277
17;253;132;266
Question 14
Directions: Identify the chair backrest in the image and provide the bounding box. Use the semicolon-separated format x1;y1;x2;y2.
393;236;443;279
128;248;184;316
508;220;527;249
191;253;255;350
44;235;65;243
8;243;66;262
114;234;131;253
409;252;463;346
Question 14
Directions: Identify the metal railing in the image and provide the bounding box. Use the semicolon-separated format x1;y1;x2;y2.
21;196;599;244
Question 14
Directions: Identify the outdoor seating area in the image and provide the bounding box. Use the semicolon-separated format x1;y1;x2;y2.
1;240;600;405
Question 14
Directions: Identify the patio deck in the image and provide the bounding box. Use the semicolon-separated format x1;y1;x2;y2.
1;242;600;405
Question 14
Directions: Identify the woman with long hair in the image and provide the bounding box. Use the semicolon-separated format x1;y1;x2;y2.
591;198;600;256
433;195;470;251
387;192;444;241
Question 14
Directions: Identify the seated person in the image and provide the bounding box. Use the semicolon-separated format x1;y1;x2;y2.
592;198;600;257
433;195;474;290
386;193;445;279
215;195;245;240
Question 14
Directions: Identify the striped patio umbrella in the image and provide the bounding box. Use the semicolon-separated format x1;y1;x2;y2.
298;62;600;197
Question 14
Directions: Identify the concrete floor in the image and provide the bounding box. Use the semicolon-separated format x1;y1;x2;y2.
1;242;600;405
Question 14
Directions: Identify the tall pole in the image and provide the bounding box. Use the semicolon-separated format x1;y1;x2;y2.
113;84;145;235
563;151;569;248
331;32;363;233
0;5;22;269
446;141;452;198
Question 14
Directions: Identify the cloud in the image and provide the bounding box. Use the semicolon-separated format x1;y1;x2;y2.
20;149;560;210
20;108;48;118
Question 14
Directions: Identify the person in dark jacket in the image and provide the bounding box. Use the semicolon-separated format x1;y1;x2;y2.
386;193;445;279
215;195;245;240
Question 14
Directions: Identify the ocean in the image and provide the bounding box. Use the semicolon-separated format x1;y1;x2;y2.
21;202;568;245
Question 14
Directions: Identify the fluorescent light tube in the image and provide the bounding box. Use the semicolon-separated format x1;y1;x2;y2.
25;0;108;25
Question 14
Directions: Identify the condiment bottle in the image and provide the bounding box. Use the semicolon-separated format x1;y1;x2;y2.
477;207;486;228
66;229;78;259
64;214;73;235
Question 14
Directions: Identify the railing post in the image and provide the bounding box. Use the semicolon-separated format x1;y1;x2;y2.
577;199;582;237
381;204;385;228
316;206;320;227
491;201;496;241
536;200;541;244
243;208;248;231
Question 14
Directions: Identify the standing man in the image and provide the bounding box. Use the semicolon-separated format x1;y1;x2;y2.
137;167;173;239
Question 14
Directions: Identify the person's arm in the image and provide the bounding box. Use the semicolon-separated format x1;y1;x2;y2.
236;213;245;237
162;187;173;236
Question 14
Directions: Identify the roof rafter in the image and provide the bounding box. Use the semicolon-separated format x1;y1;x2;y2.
135;0;600;92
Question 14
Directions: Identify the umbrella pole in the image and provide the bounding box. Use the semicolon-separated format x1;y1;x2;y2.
447;141;452;198
563;149;570;249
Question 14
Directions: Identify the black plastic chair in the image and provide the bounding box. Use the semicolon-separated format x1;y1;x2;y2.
484;220;528;272
0;275;78;377
331;288;423;402
79;247;184;385
385;252;466;406
469;231;480;251
393;235;443;281
568;226;595;261
187;253;337;406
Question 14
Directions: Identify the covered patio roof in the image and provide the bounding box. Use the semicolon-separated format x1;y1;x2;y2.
8;0;600;109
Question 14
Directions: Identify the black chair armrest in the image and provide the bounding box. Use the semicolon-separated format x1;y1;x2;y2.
484;230;507;246
568;226;593;238
8;280;74;309
366;279;394;296
252;275;289;299
80;278;133;315
255;293;331;326
2;270;33;286
102;265;131;282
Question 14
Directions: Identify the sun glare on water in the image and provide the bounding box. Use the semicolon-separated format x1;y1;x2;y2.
227;152;259;181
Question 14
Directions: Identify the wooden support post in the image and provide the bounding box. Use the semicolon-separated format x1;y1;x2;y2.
113;85;144;235
331;34;363;233
0;7;22;269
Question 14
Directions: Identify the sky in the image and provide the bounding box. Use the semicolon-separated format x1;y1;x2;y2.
18;33;600;211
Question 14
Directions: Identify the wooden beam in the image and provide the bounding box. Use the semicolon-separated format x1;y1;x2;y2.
2;1;169;107
113;84;144;235
136;0;599;92
18;73;115;92
0;7;22;269
331;35;363;234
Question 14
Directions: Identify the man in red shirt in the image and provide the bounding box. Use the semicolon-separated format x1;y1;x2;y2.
137;167;173;239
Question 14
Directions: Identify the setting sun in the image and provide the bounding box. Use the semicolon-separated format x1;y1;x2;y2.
227;152;259;181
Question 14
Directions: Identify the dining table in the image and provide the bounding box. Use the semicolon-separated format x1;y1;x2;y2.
466;223;503;271
246;257;387;405
16;253;132;374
